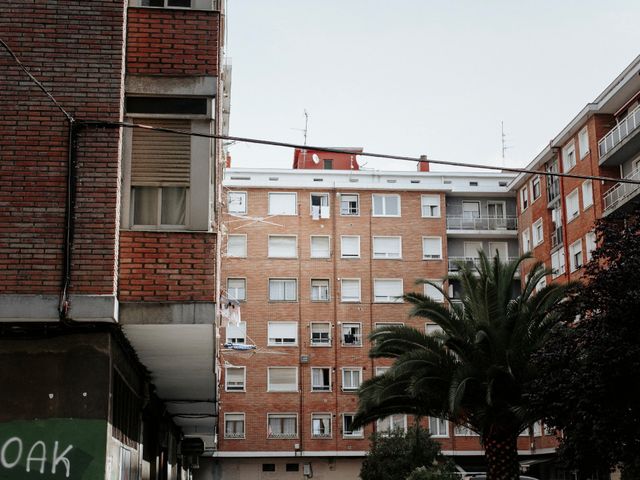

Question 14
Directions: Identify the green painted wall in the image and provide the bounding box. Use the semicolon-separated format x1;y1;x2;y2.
0;419;106;480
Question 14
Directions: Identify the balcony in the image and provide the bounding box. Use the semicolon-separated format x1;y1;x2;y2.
599;104;640;166
603;168;640;215
448;257;519;272
446;216;518;236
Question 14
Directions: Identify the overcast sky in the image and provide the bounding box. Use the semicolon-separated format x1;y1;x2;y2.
225;0;639;172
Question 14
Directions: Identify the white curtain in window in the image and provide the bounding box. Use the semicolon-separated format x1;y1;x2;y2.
312;416;331;435
269;279;296;300
133;187;158;225
161;187;186;225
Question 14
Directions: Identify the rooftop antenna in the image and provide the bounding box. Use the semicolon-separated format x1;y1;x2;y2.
501;121;512;165
291;110;310;146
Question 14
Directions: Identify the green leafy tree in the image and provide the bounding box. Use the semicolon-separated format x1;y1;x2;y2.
360;426;455;480
531;210;640;477
354;253;574;480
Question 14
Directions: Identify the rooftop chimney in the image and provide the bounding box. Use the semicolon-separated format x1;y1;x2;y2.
417;154;430;172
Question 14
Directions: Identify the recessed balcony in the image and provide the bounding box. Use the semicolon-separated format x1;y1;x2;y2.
599;104;640;166
446;216;518;237
603;168;640;215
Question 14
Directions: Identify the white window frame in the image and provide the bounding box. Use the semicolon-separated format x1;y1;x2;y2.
421;194;441;218
532;219;544;246
551;249;566;278
267;413;298;439
585;231;597;260
582;180;593;209
372;236;402;259
341;367;362;391
569;239;583;272
311;279;330;302
520;186;529;211
422;236;443;260
228;191;247;214
377;414;408;436
522;228;531;253
531;176;541;201
454;424;479;436
227;278;246;302
310;322;331;346
268;278;298;302
225;366;246;392
375;366;391;376
566;188;580;222
310;193;330;219
563;141;577;172
425;323;444;335
267;322;298;346
424;280;445;303
429;417;449;438
227;234;247;258
226;321;247;344
310;235;331;258
268;192;297;216
340;278;361;303
339;193;360;216
224;413;245;439
311;413;333;439
342;413;364;438
372;194;401;217
373;278;404;303
579;127;589;159
268;235;298;258
341;322;362;346
311;367;332;392
267;367;298;392
340;235;360;258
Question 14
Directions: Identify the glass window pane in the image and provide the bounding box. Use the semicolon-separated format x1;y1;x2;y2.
133;187;158;225
161;187;186;225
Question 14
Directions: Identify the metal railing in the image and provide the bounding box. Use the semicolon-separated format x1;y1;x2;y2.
598;104;640;158
603;167;640;213
446;216;517;231
448;256;518;271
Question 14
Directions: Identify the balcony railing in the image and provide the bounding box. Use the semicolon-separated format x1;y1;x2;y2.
448;256;519;271
599;104;640;158
446;216;517;231
603;167;640;213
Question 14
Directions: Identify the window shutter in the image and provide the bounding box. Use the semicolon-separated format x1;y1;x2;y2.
269;236;296;257
226;368;244;388
268;322;297;340
131;119;191;186
269;368;297;391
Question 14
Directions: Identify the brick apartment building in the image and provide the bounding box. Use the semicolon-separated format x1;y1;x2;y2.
215;149;558;479
0;1;228;479
513;55;640;282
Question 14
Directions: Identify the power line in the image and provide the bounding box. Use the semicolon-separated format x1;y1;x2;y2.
80;119;640;187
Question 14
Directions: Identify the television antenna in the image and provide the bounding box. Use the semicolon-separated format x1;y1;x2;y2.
291;109;309;145
501;121;512;164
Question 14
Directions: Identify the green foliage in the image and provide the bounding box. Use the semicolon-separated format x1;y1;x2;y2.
360;426;455;480
531;209;640;476
406;465;459;480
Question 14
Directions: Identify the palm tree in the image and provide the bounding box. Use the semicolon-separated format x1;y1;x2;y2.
353;252;574;480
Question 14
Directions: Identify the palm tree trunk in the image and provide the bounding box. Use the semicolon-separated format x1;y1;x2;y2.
484;433;520;480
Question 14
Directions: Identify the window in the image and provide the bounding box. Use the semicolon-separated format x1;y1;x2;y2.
311;414;332;438
462;201;481;219
342;368;362;391
579;127;589;158
224;413;245;439
262;464;276;472
226;322;246;344
130;185;189;227
551;249;565;278
585;231;597;260
340;194;359;216
341;323;362;346
310;193;330;219
267;368;298;392
522;228;531;253
520;186;529;211
340;279;361;302
373;279;403;303
343;414;364;438
454;425;478;436
563;142;577;171
421;195;440;217
286;464;300;472
375;366;391;376
372;194;400;216
227;235;247;258
141;0;192;7
310;323;331;346
269;279;297;301
531;176;541;201
268;192;297;216
323;159;333;170
533;421;543;437
422;237;443;259
424;281;444;302
582;180;593;209
535;275;547;293
532;219;544;246
310;279;330;301
425;323;444;335
372;236;402;259
228;191;247;214
268;235;297;258
340;236;360;258
267;414;297;438
569;239;583;272
566;189;580;221
227;278;246;301
268;322;298;346
311;368;331;391
377;414;407;435
310;236;330;258
225;367;246;392
429;418;448;437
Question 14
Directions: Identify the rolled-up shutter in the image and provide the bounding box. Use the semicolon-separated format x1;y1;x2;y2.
131;119;191;186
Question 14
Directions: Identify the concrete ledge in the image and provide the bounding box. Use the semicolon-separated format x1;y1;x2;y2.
119;302;216;325
0;294;118;323
126;75;217;97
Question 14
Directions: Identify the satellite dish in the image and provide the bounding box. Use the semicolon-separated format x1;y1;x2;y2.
312;154;320;165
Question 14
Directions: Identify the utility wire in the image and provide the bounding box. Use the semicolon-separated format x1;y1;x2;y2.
0;38;74;122
81;119;640;187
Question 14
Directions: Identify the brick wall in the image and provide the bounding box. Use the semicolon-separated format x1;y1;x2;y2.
118;231;216;302
0;1;125;295
127;7;220;76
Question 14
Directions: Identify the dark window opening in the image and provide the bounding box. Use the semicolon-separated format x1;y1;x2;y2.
262;464;276;472
141;0;192;7
126;97;207;115
286;463;300;472
112;371;141;447
323;159;333;169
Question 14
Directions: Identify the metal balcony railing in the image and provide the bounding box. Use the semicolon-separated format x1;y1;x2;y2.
603;168;640;213
448;256;519;271
446;216;518;231
599;104;640;158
